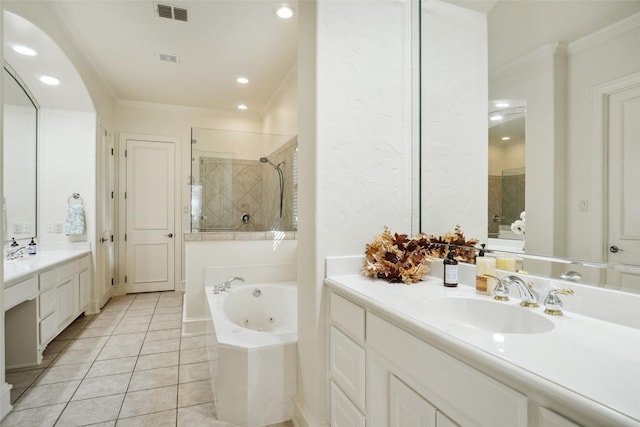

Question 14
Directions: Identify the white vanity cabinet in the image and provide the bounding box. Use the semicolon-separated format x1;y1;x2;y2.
5;253;92;369
327;288;580;427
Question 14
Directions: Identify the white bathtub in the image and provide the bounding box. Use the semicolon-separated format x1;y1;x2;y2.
205;282;297;427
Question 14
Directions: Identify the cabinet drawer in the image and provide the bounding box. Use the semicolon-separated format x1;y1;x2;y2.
40;268;57;291
330;292;365;342
331;326;366;411
39;287;56;318
331;381;365;427
39;313;58;346
58;259;80;280
4;275;38;311
367;313;527;427
80;255;90;271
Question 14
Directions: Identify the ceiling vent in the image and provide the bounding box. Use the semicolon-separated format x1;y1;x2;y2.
155;3;188;22
158;53;179;64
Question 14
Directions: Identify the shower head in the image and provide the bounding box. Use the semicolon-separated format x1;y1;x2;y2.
259;156;281;169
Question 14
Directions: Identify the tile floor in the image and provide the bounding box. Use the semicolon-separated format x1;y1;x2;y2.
2;292;293;427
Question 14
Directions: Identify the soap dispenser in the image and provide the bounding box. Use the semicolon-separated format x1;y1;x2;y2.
443;246;459;287
28;237;37;255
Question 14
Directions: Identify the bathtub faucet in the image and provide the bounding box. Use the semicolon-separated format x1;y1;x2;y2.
214;276;245;293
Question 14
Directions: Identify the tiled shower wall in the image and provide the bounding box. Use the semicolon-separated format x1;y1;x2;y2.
196;137;297;232
488;172;525;237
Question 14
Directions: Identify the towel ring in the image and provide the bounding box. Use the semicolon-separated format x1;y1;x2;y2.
68;193;84;206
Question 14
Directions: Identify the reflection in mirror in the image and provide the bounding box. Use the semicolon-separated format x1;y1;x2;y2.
190;128;297;233
3;64;38;242
428;0;640;292
488;99;525;244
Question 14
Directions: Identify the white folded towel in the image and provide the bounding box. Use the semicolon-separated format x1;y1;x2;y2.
64;204;86;235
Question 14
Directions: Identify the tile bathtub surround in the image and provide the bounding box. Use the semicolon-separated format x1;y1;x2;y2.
2;292;294;427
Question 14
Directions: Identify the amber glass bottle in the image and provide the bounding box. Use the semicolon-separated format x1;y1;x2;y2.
443;247;459;287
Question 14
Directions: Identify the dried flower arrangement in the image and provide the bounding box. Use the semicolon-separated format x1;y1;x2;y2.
423;225;479;264
362;227;431;284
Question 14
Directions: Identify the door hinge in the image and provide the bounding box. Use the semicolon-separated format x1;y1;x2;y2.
125;149;128;157
110;234;114;242
124;192;127;199
111;278;114;286
111;191;114;199
125;276;128;283
124;233;127;241
111;147;114;156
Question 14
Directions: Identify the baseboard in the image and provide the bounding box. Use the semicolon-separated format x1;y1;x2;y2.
0;382;13;421
293;396;329;427
181;316;207;336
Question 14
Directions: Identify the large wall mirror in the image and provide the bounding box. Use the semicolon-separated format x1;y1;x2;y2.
3;64;38;242
428;0;640;292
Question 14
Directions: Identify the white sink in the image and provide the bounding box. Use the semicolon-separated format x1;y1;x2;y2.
423;297;555;334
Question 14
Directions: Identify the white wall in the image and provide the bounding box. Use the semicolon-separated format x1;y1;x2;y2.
489;142;525;176
421;1;488;241
262;65;298;137
565;17;640;262
39;109;97;246
296;0;415;424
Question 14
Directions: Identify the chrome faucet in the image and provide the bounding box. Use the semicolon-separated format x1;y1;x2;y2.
493;275;539;307
544;288;574;316
213;276;244;293
6;246;25;260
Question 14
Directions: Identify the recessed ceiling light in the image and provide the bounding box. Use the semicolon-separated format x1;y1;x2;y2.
276;5;294;19
237;104;248;110
495;102;510;108
13;45;37;56
39;75;60;86
236;77;249;84
489;114;503;121
501;136;511;141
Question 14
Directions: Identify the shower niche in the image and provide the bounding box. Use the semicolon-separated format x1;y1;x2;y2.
190;128;297;233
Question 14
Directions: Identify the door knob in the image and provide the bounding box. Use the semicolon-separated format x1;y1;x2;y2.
609;245;623;253
165;233;174;238
99;237;108;243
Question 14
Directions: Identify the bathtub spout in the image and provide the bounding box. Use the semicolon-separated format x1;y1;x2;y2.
215;276;245;293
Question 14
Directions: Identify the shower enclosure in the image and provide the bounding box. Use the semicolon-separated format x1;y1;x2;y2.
190;128;297;232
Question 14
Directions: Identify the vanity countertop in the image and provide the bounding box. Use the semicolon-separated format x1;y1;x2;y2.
4;248;91;286
325;273;640;426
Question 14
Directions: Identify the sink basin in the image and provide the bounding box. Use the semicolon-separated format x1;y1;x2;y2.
423;297;555;334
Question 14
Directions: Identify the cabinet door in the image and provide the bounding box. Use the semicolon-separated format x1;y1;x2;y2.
80;269;90;310
331;326;366;410
331;381;366;427
56;276;78;328
389;375;436;427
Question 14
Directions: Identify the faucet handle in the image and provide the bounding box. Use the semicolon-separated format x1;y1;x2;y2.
492;276;510;301
544;288;574;316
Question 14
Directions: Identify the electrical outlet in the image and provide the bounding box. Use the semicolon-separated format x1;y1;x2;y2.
23;223;31;234
55;223;63;233
578;199;588;212
47;223;54;233
13;223;22;233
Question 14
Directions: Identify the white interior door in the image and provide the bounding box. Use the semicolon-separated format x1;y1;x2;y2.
607;84;640;293
125;138;176;293
97;126;116;306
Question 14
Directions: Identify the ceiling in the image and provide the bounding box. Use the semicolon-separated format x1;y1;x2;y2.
3;0;298;114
